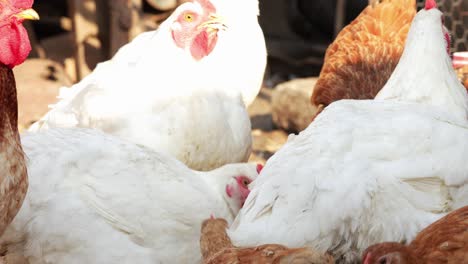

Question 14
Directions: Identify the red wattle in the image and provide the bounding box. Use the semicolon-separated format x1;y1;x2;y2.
190;30;218;61
0;20;31;68
444;32;450;54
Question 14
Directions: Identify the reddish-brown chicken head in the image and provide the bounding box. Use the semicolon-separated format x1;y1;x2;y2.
0;0;39;68
171;0;226;61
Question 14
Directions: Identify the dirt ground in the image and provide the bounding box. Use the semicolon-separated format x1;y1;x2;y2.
14;58;288;165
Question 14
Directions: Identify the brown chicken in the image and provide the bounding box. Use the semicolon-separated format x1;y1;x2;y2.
362;206;468;264
310;0;416;118
0;0;39;237
200;218;334;264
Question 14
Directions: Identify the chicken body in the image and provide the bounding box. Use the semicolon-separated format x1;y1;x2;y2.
363;206;468;264
28;0;267;171
229;101;468;263
228;5;468;263
311;0;416;115
1;128;258;264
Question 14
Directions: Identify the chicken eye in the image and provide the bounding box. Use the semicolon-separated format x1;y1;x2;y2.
242;179;250;186
184;13;194;22
378;256;388;264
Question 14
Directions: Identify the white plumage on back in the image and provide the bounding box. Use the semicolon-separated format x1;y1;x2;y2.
1;128;258;264
28;0;267;171
227;5;468;263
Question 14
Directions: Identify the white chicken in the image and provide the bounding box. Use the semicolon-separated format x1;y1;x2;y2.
0;128;259;263
28;0;267;171
227;1;468;263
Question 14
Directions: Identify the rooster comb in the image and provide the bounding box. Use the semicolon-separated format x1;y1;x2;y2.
425;0;437;10
194;0;216;13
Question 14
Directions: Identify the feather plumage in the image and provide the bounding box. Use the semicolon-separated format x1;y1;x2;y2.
28;0;266;171
311;0;416;117
0;128;259;263
228;5;468;263
362;206;468;264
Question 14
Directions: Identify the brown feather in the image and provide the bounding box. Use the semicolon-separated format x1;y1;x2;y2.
310;0;416;120
200;218;233;260
0;65;28;237
200;218;334;264
363;206;468;264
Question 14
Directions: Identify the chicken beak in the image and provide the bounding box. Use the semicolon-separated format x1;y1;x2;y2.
16;8;40;21
197;14;227;32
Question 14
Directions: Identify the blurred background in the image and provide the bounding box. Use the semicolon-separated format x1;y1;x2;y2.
17;0;468;162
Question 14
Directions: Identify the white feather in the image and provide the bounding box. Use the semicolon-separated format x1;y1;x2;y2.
28;0;266;171
1;128;259;264
375;8;468;120
227;7;468;263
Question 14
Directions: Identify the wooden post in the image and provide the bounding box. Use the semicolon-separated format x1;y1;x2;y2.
108;0;143;57
68;0;143;81
95;0;111;59
67;0;100;81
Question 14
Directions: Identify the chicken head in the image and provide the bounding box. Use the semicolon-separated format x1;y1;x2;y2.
362;243;412;264
170;0;225;60
225;175;253;208
0;0;39;67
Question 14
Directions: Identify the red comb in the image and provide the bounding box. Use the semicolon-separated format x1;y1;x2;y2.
194;0;216;13
12;0;34;9
424;0;437;10
210;213;215;219
256;164;264;173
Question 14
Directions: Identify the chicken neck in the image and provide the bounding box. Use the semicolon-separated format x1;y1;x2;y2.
0;63;28;236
